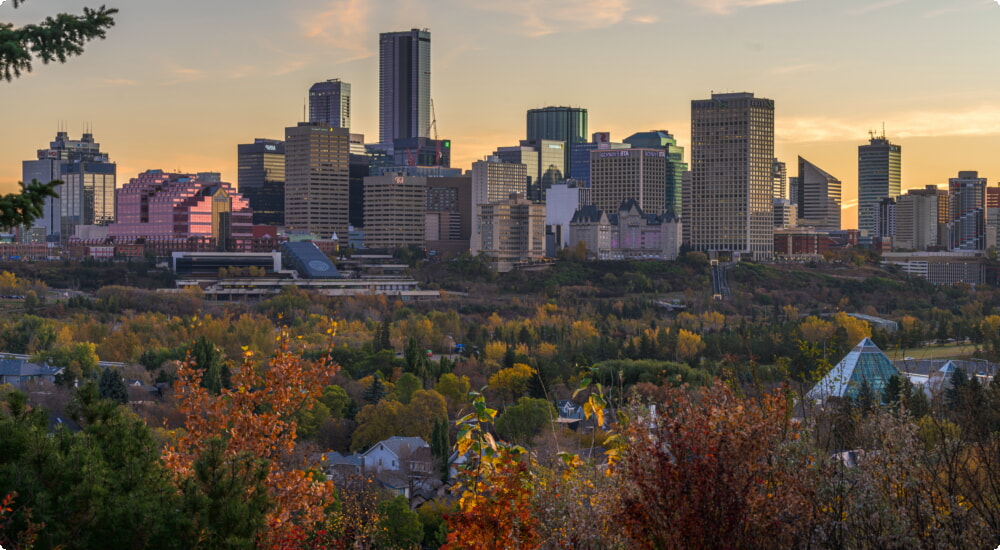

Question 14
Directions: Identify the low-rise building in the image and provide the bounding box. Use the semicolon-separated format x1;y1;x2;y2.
568;200;681;260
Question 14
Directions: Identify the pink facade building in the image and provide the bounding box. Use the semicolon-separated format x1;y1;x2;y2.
108;170;253;250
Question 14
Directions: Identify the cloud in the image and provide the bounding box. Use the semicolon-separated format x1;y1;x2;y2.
631;14;661;24
846;0;908;16
160;62;205;85
301;0;374;61
777;104;1000;143
466;0;638;37
690;0;802;16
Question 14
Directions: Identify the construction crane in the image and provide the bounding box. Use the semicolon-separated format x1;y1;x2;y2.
405;98;442;167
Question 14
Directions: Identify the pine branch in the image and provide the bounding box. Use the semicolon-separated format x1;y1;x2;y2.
0;2;118;82
0;179;61;231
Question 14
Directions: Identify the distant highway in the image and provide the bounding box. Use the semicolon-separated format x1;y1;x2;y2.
711;262;731;300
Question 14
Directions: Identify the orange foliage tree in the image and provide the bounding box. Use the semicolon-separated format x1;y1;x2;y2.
163;326;339;545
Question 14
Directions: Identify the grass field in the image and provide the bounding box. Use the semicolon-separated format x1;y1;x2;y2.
888;342;980;361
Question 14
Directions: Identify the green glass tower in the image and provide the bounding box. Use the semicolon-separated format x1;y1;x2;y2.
526;106;587;179
623;131;687;213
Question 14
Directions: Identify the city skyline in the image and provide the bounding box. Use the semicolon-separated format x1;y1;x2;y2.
3;0;1000;229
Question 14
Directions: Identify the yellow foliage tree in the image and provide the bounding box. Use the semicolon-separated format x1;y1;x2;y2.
800;316;835;345
675;329;705;362
489;363;537;402
833;311;872;346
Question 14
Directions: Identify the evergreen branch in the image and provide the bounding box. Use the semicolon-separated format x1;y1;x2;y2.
0;3;118;82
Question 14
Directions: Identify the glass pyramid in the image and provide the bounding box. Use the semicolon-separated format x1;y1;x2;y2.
806;338;901;402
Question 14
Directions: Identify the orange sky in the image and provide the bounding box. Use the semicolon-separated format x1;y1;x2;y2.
3;0;1000;230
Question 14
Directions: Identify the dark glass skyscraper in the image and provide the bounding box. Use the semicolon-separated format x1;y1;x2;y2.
526;106;587;179
858;134;901;236
379;29;431;146
309;79;351;129
237;139;285;225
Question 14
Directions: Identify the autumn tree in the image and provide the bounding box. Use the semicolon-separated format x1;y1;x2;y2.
495;397;556;446
615;380;820;549
163;327;339;545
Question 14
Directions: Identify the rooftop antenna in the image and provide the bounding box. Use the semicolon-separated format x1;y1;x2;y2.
881;122;886;140
303;97;307;123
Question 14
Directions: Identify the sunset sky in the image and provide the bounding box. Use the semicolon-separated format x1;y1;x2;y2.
3;0;1000;228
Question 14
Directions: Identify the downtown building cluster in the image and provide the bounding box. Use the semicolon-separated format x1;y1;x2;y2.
7;29;999;282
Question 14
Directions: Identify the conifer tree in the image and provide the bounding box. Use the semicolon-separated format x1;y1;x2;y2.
98;366;128;405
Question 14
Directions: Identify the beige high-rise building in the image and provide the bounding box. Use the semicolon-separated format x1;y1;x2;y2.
471;156;528;253
477;193;545;272
363;173;427;250
895;186;942;251
284;123;350;239
689;92;775;260
590;148;666;216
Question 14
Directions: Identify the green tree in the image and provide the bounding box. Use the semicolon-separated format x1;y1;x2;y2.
430;417;451;480
191;336;228;395
393;372;422;405
180;437;272;549
98;366;128;404
318;384;351;418
495;397;556;446
377;496;423;550
363;372;388;405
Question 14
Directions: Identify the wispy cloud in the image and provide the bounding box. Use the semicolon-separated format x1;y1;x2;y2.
301;0;373;61
922;2;990;19
778;104;1000;143
466;0;638;37
768;63;820;76
690;0;802;16
846;0;908;16
160;62;205;85
632;14;661;24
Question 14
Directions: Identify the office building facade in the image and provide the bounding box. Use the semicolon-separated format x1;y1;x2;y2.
22;131;116;242
477;193;545;272
284;123;351;239
363;173;427;250
379;29;431;146
948;170;986;250
238;139;285;226
471;156;528;252
895;186;942;251
526;106;587;179
858;134;901;236
796;157;842;231
569;132;630;187
622;131;687;213
689;92;775;260
590;148;666;216
309;79;351;129
425;176;472;255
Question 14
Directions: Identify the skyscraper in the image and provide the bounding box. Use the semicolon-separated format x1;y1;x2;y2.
796;157;842;231
590;148;666;216
526;106;587;179
948;170;986;250
471;156;528;253
689;92;775;260
858;133;901;236
622;131;687;213
379;29;431;146
22;131;116;243
772;159;787;200
309;79;351;129
284;123;351;239
237;139;285;226
895;186;943;251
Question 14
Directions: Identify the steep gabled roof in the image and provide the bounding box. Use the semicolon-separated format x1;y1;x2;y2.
806;338;900;402
570;205;607;224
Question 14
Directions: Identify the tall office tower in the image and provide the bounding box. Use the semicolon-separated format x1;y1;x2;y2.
471;156;528;253
689;92;775;260
379;29;431;146
22;131;116;242
478;193;546;272
788;176;799;206
948;170;986;250
238;139;285;226
895;186;943;251
772;159;787;199
590;148;666;216
874;197;896;239
569;132;631;187
309;79;351;128
284;123;351;239
363;173;427;250
519;139;564;201
623;131;688;213
109;170;252;250
796;157;842;231
858;133;901;236
526;106;587;179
